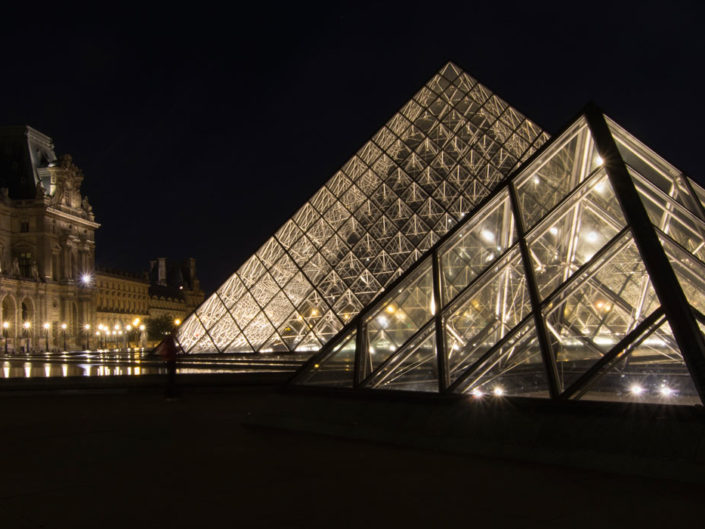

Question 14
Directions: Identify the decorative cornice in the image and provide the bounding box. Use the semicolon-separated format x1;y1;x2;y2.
46;207;100;229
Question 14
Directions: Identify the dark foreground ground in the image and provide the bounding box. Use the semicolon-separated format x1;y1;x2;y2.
1;385;703;529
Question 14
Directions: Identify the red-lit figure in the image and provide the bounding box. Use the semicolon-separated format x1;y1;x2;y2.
157;334;179;398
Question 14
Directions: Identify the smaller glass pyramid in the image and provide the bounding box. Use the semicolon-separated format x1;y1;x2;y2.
293;107;705;407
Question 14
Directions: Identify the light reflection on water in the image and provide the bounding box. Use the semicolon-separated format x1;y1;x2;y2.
0;350;308;379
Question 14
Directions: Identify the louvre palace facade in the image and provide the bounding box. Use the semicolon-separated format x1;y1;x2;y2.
0;126;98;351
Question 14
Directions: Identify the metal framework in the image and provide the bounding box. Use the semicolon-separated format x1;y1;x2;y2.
292;107;705;406
176;62;548;353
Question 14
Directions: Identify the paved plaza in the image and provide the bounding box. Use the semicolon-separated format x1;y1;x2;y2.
0;385;703;528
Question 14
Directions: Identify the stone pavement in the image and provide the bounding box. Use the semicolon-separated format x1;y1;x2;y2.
0;386;703;528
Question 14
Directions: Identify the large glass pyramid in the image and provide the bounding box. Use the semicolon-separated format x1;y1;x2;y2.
293;105;705;407
176;63;548;353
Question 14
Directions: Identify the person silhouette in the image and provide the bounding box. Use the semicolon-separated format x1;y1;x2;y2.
157;334;179;398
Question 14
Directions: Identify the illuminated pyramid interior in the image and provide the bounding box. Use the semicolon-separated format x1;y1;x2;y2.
293;107;705;407
176;62;549;353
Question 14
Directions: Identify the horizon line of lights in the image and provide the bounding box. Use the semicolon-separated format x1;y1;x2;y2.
468;382;678;399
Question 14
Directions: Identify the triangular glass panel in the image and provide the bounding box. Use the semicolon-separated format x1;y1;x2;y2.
544;231;660;391
514;118;601;230
631;169;705;264
206;313;241;352
439;189;516;304
608;117;703;218
444;247;531;384
577;319;700;406
658;233;705;315
189;332;218;354
366;258;434;370
259;331;289;353
526;170;626;300
296;330;357;387
452;320;550;399
369;325;438;393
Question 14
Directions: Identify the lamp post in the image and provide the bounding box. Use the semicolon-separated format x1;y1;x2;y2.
23;321;31;353
43;322;50;352
126;324;132;350
139;324;146;350
83;323;91;351
61;323;67;351
3;321;8;354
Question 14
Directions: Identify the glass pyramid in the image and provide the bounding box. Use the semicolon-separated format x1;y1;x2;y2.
293;106;705;407
176;62;549;353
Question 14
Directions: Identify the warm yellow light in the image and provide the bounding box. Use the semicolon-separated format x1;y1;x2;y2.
61;323;67;330
310;309;318;317
23;321;30;329
2;322;8;329
174;319;181;326
493;386;505;397
139;324;145;331
385;305;395;314
43;322;50;330
84;324;91;330
132;318;140;326
114;324;120;330
126;325;132;331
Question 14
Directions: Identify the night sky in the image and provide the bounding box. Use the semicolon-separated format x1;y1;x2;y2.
2;2;703;293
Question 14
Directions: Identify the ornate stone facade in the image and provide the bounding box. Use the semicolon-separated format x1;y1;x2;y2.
0;126;98;351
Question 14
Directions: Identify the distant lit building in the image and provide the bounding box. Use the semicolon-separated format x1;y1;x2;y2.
94;258;204;344
0;126;98;351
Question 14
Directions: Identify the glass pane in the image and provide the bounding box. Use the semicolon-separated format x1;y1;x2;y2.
689;178;705;212
176;315;209;353
189;332;217;354
371;326;438;392
514;120;601;229
608;117;700;217
528;172;626;300
545;233;660;391
444;247;531;383
659;234;705;315
454;321;549;398
439;190;516;304
632;171;705;264
579;320;700;405
366;259;434;370
298;330;357;387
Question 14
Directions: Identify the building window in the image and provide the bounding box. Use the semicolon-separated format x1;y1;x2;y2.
20;221;29;233
19;252;32;277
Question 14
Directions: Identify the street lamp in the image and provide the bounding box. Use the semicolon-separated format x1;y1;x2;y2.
83;323;91;351
60;323;67;351
126;324;132;350
139;324;146;350
43;322;50;352
2;321;8;354
174;318;181;327
23;321;31;353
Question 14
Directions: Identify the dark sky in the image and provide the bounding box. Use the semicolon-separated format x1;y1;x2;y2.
2;2;703;293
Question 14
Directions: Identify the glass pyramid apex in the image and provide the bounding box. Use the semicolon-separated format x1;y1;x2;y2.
293;104;705;407
176;62;549;353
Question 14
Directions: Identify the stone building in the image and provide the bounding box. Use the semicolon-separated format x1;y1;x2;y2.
94;258;204;345
0;126;98;351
